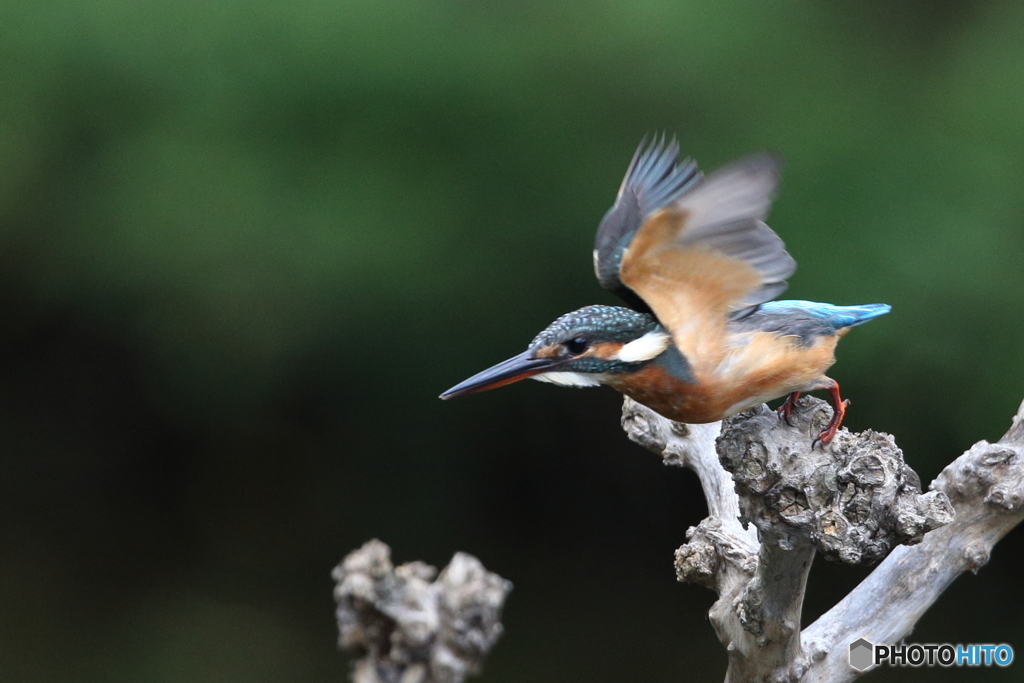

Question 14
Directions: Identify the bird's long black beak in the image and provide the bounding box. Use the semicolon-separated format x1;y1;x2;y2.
439;350;559;399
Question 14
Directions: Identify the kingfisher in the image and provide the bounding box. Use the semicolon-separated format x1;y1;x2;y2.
440;136;890;446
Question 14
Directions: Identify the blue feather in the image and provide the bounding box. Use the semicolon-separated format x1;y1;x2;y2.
758;300;892;330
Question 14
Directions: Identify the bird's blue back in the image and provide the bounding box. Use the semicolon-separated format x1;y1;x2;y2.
729;300;891;347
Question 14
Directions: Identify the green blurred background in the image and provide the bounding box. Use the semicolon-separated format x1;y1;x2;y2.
2;0;1024;681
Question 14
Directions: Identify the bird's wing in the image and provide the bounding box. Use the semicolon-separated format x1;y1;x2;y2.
618;153;797;360
593;136;701;312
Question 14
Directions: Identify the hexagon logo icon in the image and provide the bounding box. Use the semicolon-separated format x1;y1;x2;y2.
849;638;874;671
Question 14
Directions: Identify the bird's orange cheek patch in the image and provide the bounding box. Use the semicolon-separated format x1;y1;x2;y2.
534;345;563;359
589;342;622;360
534;342;620;361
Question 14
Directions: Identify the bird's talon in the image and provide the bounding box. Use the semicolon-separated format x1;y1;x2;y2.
776;391;801;427
812;428;837;450
811;382;847;450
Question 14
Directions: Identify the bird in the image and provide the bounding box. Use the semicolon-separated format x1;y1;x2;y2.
439;136;890;447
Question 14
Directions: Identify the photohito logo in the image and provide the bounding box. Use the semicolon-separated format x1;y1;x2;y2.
849;638;1014;671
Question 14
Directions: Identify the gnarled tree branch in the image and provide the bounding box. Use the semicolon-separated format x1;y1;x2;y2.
625;395;1024;682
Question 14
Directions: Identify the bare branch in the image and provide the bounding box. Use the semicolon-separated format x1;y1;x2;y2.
623;398;761;672
333;539;512;683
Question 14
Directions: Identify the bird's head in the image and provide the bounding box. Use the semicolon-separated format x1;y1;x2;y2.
440;305;672;399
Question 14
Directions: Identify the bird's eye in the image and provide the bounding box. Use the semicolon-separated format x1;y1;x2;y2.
565;337;589;355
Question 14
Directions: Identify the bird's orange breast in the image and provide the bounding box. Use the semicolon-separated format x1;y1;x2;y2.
607;331;841;424
607;363;723;423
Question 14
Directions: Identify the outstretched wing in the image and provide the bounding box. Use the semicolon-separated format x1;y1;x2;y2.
618;153;797;361
593;136;701;312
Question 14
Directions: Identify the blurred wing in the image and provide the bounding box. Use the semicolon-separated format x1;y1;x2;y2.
593;136;701;312
619;153;796;356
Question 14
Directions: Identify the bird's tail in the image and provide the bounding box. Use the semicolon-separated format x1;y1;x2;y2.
835;303;892;328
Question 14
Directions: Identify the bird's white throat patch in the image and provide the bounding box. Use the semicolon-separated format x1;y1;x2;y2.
532;372;603;388
615;331;671;362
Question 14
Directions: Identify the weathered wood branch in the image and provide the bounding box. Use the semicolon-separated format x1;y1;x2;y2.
623;395;1024;682
333;540;512;683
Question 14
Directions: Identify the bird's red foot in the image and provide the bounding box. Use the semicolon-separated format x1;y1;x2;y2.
776;392;801;426
812;380;849;449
